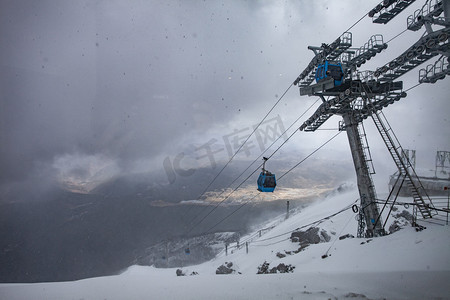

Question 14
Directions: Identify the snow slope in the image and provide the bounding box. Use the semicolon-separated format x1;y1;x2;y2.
1;188;450;300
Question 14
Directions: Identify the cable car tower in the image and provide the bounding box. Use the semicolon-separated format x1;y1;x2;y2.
294;0;449;237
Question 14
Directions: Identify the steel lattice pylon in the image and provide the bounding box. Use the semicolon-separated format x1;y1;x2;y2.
294;0;449;236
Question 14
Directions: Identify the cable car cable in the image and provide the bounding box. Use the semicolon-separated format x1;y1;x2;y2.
182;2;413;232
278;131;342;181
211;197;359;244
343;13;368;35
189;2;406;236
253;198;359;245
180;82;295;232
183;97;319;232
195;83;294;202
206;201;251;234
182;0;397;235
404;82;422;92
323;213;354;258
189;126;298;233
206;1;437;246
223;97;321;196
202;132;345;234
185;163;263;235
186;112;323;234
385;28;409;44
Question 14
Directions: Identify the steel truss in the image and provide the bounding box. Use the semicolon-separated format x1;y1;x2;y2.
293;0;449;236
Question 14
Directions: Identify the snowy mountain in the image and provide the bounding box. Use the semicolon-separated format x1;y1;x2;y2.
1;186;449;299
0;158;349;283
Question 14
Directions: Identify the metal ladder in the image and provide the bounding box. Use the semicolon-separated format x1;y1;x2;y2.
371;111;434;219
358;122;376;175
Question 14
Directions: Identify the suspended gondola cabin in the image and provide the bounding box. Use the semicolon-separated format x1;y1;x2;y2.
315;61;344;86
257;157;276;192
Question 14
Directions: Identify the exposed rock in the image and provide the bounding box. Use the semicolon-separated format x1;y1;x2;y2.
344;292;370;298
389;220;402;233
339;233;354;240
320;230;331;242
285;246;307;256
176;269;185;276
415;224;426;232
216;262;236;274
360;239;372;245
291;227;320;245
291;236;300;243
397;210;413;222
290;227;330;247
276;252;286;258
389;210;413;233
275;263;295;273
257;261;270;274
257;261;295;274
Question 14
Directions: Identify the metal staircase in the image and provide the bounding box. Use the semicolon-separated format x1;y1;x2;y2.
371;111;435;220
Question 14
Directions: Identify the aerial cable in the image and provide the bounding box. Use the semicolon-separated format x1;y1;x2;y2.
186;104;323;235
199;126;297;220
214;199;358;251
252;237;290;247
322;213;354;259
217;197;359;254
205;201;251;234
343;12;368;34
225;97;321;193
201;132;345;235
252;199;358;244
183;97;319;232
278;131;342;181
185;163;263;235
181;82;295;231
184;2;387;233
218;97;321;199
195;83;294;202
386;28;409;44
404;82;422;92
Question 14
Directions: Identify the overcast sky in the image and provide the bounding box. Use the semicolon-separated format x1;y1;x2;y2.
1;0;449;194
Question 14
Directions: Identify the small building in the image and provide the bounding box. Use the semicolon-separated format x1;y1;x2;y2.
388;150;450;197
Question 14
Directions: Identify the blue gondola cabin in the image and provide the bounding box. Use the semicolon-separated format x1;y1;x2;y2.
315;61;344;86
257;170;276;192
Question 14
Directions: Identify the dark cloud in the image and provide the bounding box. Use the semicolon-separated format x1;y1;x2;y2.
1;0;449;194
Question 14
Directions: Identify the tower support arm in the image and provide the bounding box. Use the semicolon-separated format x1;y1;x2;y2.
374;27;450;80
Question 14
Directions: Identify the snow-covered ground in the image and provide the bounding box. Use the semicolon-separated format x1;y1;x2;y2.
1;188;449;300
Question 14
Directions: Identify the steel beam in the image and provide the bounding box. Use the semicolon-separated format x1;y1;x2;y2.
342;113;385;237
